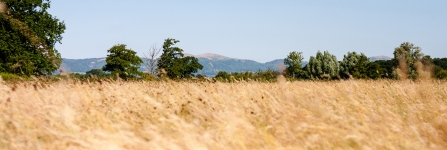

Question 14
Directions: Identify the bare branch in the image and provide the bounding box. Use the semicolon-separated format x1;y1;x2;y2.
143;43;162;76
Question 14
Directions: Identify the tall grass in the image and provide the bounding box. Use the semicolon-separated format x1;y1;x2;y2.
0;77;446;149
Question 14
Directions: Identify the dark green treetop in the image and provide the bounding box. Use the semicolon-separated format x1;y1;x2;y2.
102;44;143;79
157;38;203;79
339;51;370;79
284;51;305;78
0;0;65;75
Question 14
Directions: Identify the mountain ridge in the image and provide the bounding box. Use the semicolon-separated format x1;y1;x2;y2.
60;53;392;76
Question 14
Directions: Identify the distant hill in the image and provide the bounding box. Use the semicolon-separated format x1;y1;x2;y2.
60;58;106;73
60;54;287;76
370;55;392;61
60;53;385;76
186;53;233;60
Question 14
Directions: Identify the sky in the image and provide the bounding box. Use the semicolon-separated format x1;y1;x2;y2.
48;1;446;63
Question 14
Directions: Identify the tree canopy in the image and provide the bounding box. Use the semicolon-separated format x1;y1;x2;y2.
393;42;424;79
340;52;370;79
157;38;203;79
102;44;143;79
307;50;339;79
284;51;305;78
0;0;65;76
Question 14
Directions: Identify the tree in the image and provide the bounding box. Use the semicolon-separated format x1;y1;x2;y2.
393;42;424;79
339;51;370;79
435;69;447;79
157;38;203;79
102;44;143;79
0;0;66;76
284;51;305;78
307;50;339;79
433;57;447;79
214;71;231;81
374;60;393;78
433;58;447;70
365;62;383;79
143;43;161;76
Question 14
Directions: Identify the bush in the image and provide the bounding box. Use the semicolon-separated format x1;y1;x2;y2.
436;69;447;79
0;72;26;82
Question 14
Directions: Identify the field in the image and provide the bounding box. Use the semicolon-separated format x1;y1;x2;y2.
0;77;446;149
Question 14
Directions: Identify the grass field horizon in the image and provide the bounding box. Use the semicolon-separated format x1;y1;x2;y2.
1;77;446;149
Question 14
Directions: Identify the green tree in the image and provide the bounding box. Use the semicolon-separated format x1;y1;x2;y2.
433;58;447;70
365;62;383;79
157;38;203;79
284;51;305;78
0;0;65;76
307;50;339;79
339;52;370;79
102;44;143;79
393;42;424;79
214;71;231;81
435;70;447;79
374;60;393;78
433;57;447;79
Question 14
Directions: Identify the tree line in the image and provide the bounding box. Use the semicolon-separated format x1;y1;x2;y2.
1;1;446;82
280;42;447;81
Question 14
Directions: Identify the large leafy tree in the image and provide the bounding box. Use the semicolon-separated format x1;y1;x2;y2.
0;0;65;75
284;51;305;78
157;38;203;79
365;62;383;79
393;42;424;79
102;44;143;79
307;50;339;79
339;51;370;79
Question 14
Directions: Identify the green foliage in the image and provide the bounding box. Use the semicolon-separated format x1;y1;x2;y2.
140;73;157;81
0;72;24;81
214;69;280;82
374;60;394;78
433;60;447;79
340;52;370;79
102;44;143;79
255;68;280;81
284;51;306;78
214;71;230;81
307;50;339;79
393;42;424;80
157;38;203;79
86;69;108;78
0;0;65;76
365;62;383;79
435;69;447;79
433;58;447;70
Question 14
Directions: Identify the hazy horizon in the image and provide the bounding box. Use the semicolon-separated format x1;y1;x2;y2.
61;52;394;63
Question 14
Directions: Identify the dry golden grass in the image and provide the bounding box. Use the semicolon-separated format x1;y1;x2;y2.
1;77;446;149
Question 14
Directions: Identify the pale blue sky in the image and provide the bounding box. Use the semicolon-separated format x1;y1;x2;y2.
49;1;446;63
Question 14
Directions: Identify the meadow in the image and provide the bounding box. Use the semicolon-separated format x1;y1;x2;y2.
0;77;446;149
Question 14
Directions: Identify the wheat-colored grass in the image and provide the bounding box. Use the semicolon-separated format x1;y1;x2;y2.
0;1;6;14
0;77;446;149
